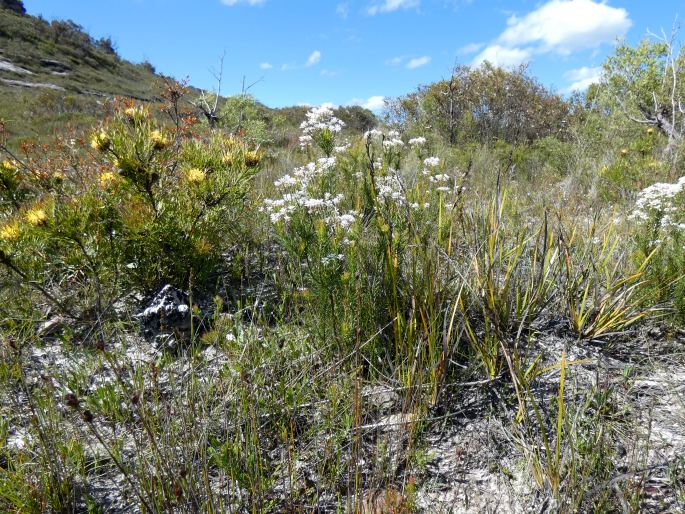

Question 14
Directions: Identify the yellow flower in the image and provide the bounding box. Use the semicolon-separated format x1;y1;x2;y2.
52;171;65;181
0;221;20;242
99;172;118;187
647;127;654;135
123;105;147;122
244;150;261;168
221;153;234;166
620;149;628;156
90;131;110;152
150;130;169;150
1;159;18;172
124;106;139;119
25;208;48;226
185;168;206;183
194;237;212;255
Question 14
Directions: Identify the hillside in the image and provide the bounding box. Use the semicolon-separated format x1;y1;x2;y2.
0;3;378;150
0;4;180;145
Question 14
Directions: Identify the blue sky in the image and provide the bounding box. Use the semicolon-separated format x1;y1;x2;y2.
23;0;683;109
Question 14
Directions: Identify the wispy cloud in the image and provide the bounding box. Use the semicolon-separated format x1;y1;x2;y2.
457;42;484;55
406;56;431;69
472;0;631;68
220;0;265;6
259;62;273;70
336;2;350;19
282;50;322;71
472;45;531;68
306;50;321;67
367;0;419;16
563;66;603;92
386;56;406;66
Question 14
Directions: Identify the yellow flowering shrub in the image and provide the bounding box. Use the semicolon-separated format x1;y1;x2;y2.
25;207;48;226
0;101;261;315
0;221;20;242
184;167;206;183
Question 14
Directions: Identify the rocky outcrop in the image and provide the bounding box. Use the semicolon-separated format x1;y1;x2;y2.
134;284;192;340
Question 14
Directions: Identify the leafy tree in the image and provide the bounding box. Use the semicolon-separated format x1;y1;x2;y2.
334;105;377;133
219;94;271;145
595;33;684;151
96;36;117;55
386;63;571;145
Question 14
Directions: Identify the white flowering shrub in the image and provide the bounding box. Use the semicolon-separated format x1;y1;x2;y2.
629;177;685;237
298;105;345;156
629;176;685;320
266;105;465;351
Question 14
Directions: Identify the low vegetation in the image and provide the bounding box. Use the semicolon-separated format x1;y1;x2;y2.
0;4;684;513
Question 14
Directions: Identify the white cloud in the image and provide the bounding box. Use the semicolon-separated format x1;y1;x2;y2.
498;0;631;55
221;0;265;6
259;62;273;70
386;56;405;65
336;2;350;19
563;66;603;92
367;0;419;15
473;1;631;69
282;50;322;71
406;56;431;69
349;95;386;111
306;50;321;67
457;42;485;55
472;45;531;68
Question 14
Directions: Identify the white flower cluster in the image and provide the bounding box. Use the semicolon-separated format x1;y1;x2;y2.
264;156;359;230
382;130;405;150
376;171;406;205
421;157;440;176
321;253;345;266
408;137;427;147
364;129;383;140
299;105;345;149
429;173;452;192
629;176;685;231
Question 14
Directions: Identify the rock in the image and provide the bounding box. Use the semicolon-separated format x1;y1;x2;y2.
366;412;417;433
0;58;32;74
0;77;64;90
37;315;66;338
134;285;191;338
362;385;398;413
40;59;71;73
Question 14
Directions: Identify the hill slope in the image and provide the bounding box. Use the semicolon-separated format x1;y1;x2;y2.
0;3;178;146
0;2;377;149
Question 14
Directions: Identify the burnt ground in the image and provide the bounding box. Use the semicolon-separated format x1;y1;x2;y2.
3;312;684;513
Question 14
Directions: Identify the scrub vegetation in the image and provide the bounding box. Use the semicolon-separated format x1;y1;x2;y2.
1;2;684;513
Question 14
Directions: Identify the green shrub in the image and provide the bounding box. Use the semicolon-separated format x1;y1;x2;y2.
0;102;261;319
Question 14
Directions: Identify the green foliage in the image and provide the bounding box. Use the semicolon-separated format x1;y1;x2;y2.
0;101;261;319
386;62;571;145
2;31;685;514
590;35;684;149
219;93;271;145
